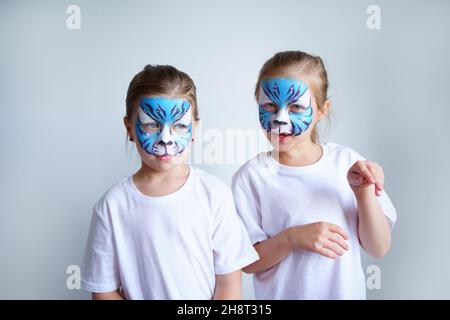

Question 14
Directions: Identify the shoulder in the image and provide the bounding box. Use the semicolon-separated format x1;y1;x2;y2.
323;142;366;169
191;166;231;196
190;167;236;217
232;152;270;185
93;177;130;215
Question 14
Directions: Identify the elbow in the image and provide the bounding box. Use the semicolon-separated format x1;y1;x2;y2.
242;246;263;274
242;265;257;274
370;243;391;258
242;258;264;274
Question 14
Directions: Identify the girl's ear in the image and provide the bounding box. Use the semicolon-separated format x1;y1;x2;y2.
191;118;201;142
318;100;331;120
123;116;134;142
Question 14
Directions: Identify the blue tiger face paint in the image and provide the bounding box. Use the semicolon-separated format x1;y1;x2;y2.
258;77;313;136
135;97;192;157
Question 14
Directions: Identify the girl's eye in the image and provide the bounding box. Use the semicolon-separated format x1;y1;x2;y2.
289;104;307;112
174;123;187;130
144;122;159;130
263;103;277;112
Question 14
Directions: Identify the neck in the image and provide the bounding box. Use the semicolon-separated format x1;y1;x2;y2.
274;139;322;167
135;161;189;183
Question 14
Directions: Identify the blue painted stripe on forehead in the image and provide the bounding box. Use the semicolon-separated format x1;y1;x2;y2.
139;96;191;123
261;77;308;107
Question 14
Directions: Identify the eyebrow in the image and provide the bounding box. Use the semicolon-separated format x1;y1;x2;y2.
174;111;192;124
138;109;158;124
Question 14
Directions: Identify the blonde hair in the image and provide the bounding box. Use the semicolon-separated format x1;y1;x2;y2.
254;51;329;143
126;64;199;121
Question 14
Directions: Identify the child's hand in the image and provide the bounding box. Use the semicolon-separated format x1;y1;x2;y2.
286;222;349;259
347;160;384;197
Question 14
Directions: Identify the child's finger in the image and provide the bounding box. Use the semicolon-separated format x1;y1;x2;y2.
348;171;364;185
377;166;385;190
367;162;384;188
367;162;384;196
329;233;349;251
327;224;349;240
323;241;344;256
316;246;338;259
366;164;382;192
357;163;375;184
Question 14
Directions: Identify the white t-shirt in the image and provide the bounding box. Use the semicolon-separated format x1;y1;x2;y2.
232;143;397;300
81;166;259;300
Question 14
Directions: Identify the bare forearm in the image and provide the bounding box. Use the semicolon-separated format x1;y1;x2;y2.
92;289;125;300
213;283;242;300
242;229;292;274
356;188;391;258
213;271;242;300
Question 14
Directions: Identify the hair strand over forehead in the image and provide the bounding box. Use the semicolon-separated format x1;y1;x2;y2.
125;64;199;121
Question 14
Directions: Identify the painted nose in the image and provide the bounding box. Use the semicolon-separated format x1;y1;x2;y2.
158;124;173;145
273;107;290;126
274;119;288;126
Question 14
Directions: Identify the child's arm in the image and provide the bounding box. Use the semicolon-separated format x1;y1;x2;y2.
92;289;125;300
243;222;349;274
347;160;392;258
213;270;242;300
242;229;292;273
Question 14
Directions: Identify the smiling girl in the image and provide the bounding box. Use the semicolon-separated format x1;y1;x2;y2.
81;65;258;300
232;51;397;299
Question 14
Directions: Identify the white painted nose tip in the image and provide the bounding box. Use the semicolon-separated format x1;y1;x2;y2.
274;108;290;125
160;124;173;143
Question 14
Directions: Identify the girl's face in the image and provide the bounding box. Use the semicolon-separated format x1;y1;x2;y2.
128;95;194;171
257;75;327;152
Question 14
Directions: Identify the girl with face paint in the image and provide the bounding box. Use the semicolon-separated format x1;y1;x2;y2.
232;51;397;299
81;65;258;300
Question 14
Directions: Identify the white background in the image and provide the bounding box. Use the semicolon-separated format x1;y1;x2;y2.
1;0;449;299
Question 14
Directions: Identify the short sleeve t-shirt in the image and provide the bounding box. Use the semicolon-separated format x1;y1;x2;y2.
232;143;397;300
81;166;259;299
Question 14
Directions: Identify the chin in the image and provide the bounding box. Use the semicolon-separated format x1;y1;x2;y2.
272;144;294;153
136;149;183;171
266;132;296;152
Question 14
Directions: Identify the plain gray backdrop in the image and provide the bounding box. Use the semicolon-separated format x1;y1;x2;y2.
1;0;449;299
